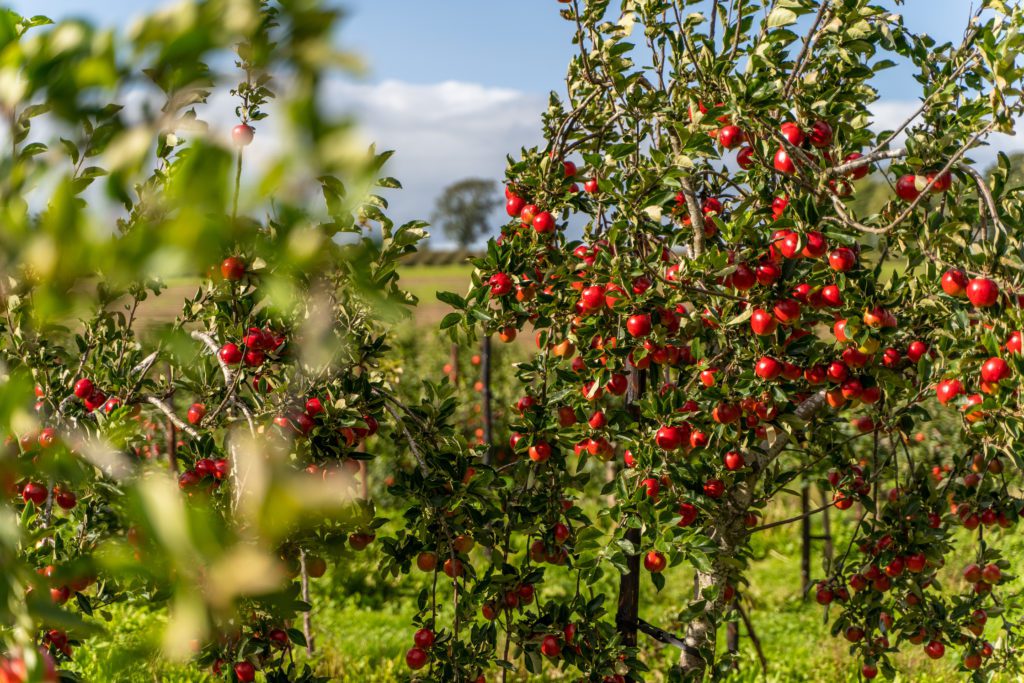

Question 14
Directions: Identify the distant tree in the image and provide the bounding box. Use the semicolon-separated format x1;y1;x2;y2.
987;151;1024;188
849;174;892;216
433;178;501;249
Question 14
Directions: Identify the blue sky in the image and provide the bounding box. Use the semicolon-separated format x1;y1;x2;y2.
16;0;977;97
8;1;1010;246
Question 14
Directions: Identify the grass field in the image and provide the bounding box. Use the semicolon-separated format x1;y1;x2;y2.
73;487;1022;682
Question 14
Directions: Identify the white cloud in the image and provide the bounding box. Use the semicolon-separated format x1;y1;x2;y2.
869;100;1023;168
325;80;547;246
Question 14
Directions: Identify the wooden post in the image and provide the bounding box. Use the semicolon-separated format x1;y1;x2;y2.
820;486;834;565
615;367;645;652
481;335;493;466
299;550;315;655
449;343;459;386
800;485;811;597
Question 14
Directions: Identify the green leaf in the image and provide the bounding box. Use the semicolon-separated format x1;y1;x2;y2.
436;291;466;309
766;8;797;28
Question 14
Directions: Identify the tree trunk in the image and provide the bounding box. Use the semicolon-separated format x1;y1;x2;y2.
679;391;827;678
800;485;812;597
615;367;645;656
675;501;749;679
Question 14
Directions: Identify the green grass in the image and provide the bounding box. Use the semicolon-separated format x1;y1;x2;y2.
401;263;475;306
70;488;1024;682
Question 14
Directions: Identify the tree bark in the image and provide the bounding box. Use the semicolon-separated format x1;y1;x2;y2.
678;391;827;678
615;367;646;655
800;485;812;597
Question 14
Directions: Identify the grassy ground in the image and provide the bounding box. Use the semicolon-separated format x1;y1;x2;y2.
72;487;1024;682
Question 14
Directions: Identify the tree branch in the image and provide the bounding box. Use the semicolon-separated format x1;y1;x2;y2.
144;396;199;439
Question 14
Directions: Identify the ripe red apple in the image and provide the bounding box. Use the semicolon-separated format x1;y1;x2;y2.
1006;331;1022;354
820;284;843;307
712;403;739;424
528;442;551;463
703;479;725;498
966;278;999;307
220;256;245;281
905;553;926;573
552;409;577;430
22;482;48;505
55;489;76;510
414;628;435;649
963;563;983;583
750;309;778;336
234;662;256;682
906;341;928;362
678;502;698;527
187;403;206;425
488;273;513;297
924;640;945;660
780;122;805;146
755;260;782;285
580;285;605;310
809;120;833;147
801;231;827;258
643;550;667;573
755;356;782;380
935;378;964;405
541;635;561;658
980;357;1010;384
727;263;756;291
219;343;242;365
884;557;904;577
828;247;857;272
895;174;921;201
416;552;437;572
73;378;95;399
533;211;555;233
940;268;968;296
520;203;538;226
626;313;652;338
736;146;754;169
584;178;599;193
655;425;684;451
506;195;525;217
927;170;952;193
723;451;745;471
406;647;428;669
981;563;1002;584
773;148;796;174
231;124;254;147
717;125;744;149
772;299;801;325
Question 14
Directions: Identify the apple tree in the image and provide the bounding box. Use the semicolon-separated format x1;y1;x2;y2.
0;1;454;681
435;0;1024;680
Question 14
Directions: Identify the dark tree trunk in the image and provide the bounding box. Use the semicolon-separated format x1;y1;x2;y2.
800;485;812;597
615;367;646;654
